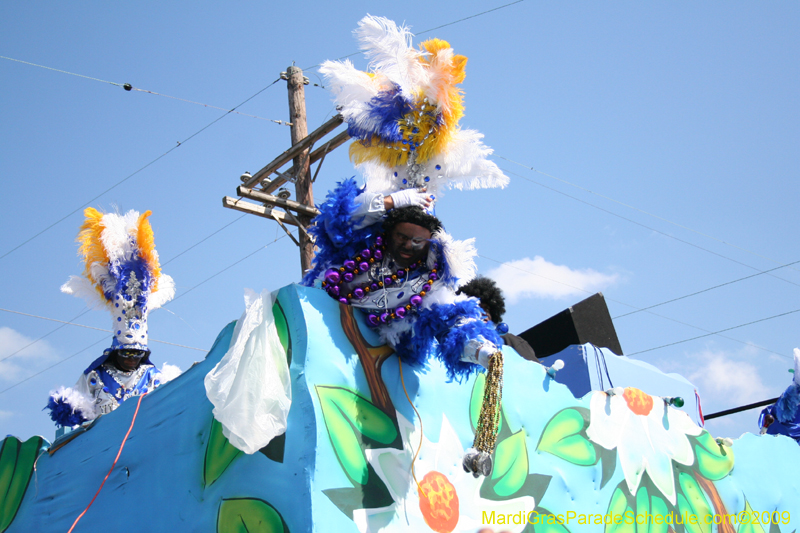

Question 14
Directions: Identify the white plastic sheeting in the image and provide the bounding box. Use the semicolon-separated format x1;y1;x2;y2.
204;289;291;454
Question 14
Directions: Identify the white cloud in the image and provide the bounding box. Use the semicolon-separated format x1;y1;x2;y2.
0;410;12;421
486;256;619;303
687;348;771;407
0;327;59;382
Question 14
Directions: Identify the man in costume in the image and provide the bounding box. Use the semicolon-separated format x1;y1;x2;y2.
759;347;800;442
46;208;180;428
457;276;540;363
303;184;504;382
300;15;517;475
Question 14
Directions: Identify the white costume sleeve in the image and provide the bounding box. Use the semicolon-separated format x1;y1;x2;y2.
352;191;386;230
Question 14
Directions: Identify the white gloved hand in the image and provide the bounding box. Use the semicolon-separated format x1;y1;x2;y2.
462;338;497;369
389;188;431;209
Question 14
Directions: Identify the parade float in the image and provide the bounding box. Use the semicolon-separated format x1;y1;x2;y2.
2;15;798;533
2;284;799;532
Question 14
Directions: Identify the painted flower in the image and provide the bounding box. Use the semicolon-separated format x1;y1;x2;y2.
586;387;703;505
353;414;535;533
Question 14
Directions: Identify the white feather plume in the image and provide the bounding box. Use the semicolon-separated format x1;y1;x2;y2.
319;59;380;108
439;129;509;191
430;230;477;287
355;15;428;99
61;275;108;308
100;210;139;264
418;44;458;115
148;274;176;310
49;386;97;423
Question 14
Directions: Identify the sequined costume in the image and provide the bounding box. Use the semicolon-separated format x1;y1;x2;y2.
46;208;179;428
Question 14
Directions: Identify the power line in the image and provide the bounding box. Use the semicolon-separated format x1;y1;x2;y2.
416;0;525;35
0;55;292;124
626;308;800;357
500;166;800;290
0;307;205;355
614;259;800;319
170;232;292;303
477;253;792;360
0;79;281;262
0;230;295;395
0;55;123;87
0;335;107;396
302;0;526;71
0;211;247;371
162;214;248;266
498;155;800;276
129;87;293;124
0;308;90;364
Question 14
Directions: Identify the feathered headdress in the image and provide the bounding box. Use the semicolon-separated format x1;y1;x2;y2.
320;15;509;198
61;207;175;352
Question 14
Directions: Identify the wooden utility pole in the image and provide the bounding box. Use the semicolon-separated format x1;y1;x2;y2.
286;65;314;273
222;65;351;277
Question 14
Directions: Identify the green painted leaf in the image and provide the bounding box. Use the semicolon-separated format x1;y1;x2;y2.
204;418;243;487
635;485;670;533
693;430;734;480
491;430;529;497
316;386;397;486
677;473;712;533
217;498;288;533
469;372;503;434
272;301;290;357
604;486;634;533
0;436;43;532
537;409;596;465
738;500;767;533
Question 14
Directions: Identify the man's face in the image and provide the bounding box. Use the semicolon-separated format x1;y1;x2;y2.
388;222;432;268
112;349;147;372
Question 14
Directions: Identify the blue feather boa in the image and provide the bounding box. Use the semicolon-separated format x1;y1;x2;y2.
302;178;382;286
45;395;88;427
760;381;800;441
395;299;502;383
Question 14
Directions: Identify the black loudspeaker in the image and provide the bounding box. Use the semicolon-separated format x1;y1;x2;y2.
518;292;623;358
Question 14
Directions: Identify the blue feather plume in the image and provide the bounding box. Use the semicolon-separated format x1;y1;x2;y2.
45;395;88;427
347;85;411;144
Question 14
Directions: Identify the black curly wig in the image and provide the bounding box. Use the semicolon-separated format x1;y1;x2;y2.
383;206;443;235
457;276;506;322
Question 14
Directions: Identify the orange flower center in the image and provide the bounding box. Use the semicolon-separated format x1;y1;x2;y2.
418;470;459;533
623;387;654;416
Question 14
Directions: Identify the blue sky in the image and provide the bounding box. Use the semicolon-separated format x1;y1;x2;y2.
1;1;798;442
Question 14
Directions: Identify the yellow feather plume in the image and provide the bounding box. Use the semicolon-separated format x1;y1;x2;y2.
419;38;466;124
348;39;468;167
76;207;109;301
136;210;161;293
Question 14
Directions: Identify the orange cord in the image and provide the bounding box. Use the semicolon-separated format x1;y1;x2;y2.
67;393;147;533
398;358;427;498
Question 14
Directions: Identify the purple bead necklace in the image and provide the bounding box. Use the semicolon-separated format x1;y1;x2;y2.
321;234;439;326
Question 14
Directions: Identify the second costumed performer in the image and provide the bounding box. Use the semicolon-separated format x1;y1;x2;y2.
302;15;511;476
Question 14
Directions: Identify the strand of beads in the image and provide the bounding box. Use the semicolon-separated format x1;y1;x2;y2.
365;262;439;327
322;236;385;302
463;350;504;478
320;235;440;326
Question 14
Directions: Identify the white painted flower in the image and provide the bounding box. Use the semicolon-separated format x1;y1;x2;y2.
353;414;535;533
586;387;703;505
